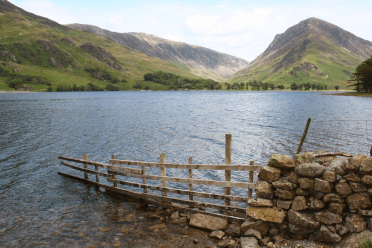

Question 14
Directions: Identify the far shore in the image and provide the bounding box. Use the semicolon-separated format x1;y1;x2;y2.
329;92;372;97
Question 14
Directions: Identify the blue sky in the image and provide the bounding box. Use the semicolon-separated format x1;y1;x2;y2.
9;0;372;61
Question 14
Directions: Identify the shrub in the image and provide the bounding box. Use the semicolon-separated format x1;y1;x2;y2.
357;238;372;248
47;87;53;92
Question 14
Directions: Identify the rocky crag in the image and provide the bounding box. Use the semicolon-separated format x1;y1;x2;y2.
66;24;249;80
231;17;372;89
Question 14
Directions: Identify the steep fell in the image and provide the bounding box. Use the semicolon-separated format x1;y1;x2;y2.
231;17;372;89
67;24;249;81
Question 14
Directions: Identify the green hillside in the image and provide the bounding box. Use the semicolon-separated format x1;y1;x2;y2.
0;11;199;92
230;32;364;89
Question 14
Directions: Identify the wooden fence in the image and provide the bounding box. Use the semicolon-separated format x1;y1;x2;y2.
58;134;261;221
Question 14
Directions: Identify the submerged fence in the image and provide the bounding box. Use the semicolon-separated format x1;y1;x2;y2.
58;134;261;221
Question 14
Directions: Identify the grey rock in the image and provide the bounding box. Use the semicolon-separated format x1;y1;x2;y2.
210;230;225;239
240;237;259;248
295;163;325;177
189;214;229;231
294;152;314;165
339;225;349;236
326;157;349;175
342;158;361;172
243;228;262;240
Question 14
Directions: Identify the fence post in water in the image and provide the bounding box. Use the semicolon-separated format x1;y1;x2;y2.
95;160;99;183
160;153;167;196
225;134;232;206
112;155;117;188
296;118;312;154
83;154;89;180
249;161;254;199
141;159;147;193
189;157;193;201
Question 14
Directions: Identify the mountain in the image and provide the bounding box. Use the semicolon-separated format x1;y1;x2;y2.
0;0;207;92
231;17;372;89
66;24;249;81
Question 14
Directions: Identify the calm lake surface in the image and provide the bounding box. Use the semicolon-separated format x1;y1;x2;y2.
1;91;372;247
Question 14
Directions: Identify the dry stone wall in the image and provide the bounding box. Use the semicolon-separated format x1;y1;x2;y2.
247;151;372;244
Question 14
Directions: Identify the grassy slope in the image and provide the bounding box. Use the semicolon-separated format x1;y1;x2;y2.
230;33;364;90
0;12;198;91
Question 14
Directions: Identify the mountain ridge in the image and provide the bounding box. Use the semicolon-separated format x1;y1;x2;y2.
66;23;249;80
231;17;372;88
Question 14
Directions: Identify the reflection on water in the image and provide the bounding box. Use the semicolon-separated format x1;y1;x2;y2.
0;91;371;247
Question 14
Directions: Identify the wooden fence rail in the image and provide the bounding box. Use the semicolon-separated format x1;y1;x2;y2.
58;134;261;220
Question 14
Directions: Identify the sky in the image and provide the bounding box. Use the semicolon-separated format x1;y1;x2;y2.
9;0;372;61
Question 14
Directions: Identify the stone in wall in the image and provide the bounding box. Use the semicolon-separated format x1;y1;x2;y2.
268;154;295;170
359;158;372;175
347;193;371;210
314;178;332;193
315;211;342;225
345;214;367;232
255;180;274;199
258;166;281;183
246;206;286;223
295;163;325;177
316;225;342;243
335;179;353;195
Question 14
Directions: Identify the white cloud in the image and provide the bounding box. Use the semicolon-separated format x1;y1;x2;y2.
185;15;220;34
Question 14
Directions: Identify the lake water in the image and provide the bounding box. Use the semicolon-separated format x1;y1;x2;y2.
1;91;372;247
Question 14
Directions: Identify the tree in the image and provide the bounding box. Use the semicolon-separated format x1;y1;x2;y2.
334;85;339;91
47;87;53;92
348;57;372;93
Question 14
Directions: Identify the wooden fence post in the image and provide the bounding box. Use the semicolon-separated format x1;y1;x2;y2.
112;155;117;188
248;161;254;199
83;154;89;180
296;118;311;154
95;161;99;183
189;157;193;201
160;153;167;196
225;134;232;206
141;159;147;193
